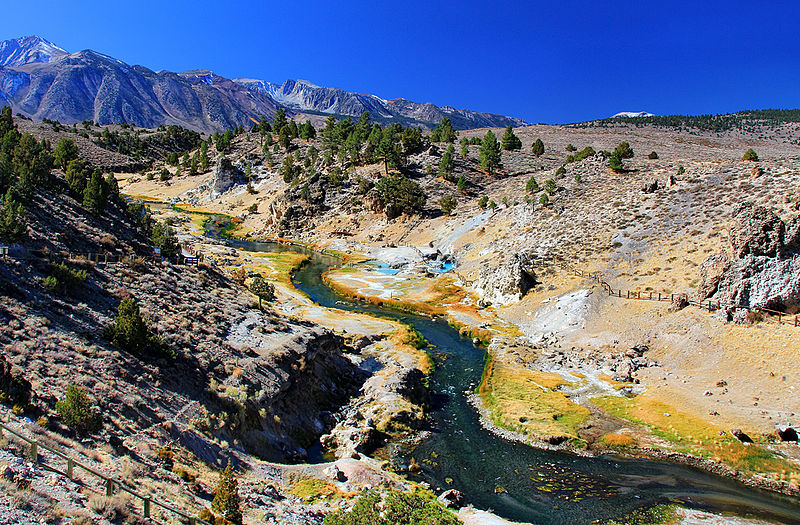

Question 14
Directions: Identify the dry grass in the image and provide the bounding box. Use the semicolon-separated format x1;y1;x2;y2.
593;395;800;482
479;359;590;440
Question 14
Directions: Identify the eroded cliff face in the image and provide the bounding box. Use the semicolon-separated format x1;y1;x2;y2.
698;203;800;318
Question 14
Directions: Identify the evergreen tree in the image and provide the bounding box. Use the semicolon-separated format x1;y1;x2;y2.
544;178;557;194
608;152;624;172
212;463;242;525
478;131;502;175
531;138;545;157
456;175;467;193
431;117;456;143
614;141;634;159
439;194;457;215
53;138;80;170
288;120;299;139
55;385;101;434
259;116;271;144
83;169;106;215
378;132;401;174
526;176;539;194
501;126;522;150
104;173;119;203
539;192;549;205
0;188;26;242
272;108;288;134
278;126;291;151
300;121;316;141
110;298;151;355
438;145;455;180
478;195;488;209
66;159;87;196
0;106;14;138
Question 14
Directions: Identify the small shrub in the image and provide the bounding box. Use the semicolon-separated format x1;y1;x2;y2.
614;141;634;159
439;195;457;216
477;195;488;209
55;385;101;434
247;203;258;213
249;276;275;309
109;298;173;359
43;262;87;294
565;144;576;152
159;168;171;181
555;166;566;177
742;148;759;161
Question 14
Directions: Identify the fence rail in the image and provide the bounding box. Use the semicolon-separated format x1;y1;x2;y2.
0;249;204;267
533;256;799;328
0;422;211;525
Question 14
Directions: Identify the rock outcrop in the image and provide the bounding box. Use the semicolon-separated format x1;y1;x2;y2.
698;204;800;317
474;252;538;306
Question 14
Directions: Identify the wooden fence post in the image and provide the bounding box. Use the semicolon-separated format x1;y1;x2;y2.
29;443;38;464
67;458;73;479
143;498;150;518
106;479;114;497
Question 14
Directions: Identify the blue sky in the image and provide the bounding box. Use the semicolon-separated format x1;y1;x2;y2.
3;0;799;123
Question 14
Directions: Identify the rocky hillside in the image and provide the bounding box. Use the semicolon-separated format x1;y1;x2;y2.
0;36;527;133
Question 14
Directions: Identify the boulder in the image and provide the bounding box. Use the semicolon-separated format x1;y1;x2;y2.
474;252;539;306
437;489;465;509
642;180;659;193
669;294;689;312
785;216;800;252
323;464;347;482
696;252;729;300
0;355;31;406
730;428;753;443
778;427;798;442
729;204;784;259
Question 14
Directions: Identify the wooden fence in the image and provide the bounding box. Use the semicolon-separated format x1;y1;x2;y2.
0;249;203;267
0;421;211;525
533;257;800;328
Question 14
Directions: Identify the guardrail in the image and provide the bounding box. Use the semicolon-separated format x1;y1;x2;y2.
533;256;799;328
0;422;211;525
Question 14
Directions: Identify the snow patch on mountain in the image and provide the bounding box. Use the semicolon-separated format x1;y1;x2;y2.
612;111;655;118
0;36;67;67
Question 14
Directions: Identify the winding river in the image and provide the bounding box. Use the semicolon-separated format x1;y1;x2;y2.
222;237;800;524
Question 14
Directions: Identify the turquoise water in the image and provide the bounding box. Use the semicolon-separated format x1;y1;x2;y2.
226;238;800;524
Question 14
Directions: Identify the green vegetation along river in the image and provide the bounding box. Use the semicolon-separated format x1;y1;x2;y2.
224;237;800;525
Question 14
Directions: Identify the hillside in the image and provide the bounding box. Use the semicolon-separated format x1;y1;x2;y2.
3;102;800;523
119;113;800;490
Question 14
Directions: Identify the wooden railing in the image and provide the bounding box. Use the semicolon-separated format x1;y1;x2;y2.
0;421;211;525
533;256;800;328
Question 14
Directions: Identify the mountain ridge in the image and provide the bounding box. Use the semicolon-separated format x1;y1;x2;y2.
0;35;528;133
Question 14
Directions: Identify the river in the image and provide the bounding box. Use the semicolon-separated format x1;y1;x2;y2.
220;236;800;524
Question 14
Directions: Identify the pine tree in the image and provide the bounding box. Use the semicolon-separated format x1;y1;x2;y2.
501;126;522;151
83;169;106;215
614;141;634;159
478;131;502;175
539;192;549;206
531;138;545;157
608;152;624;172
288;120;299;139
272;108;288;134
456;175;467;193
53;138;80;170
431;117;456;143
526;176;539;194
0;188;26;242
212;463;242;525
438;145;455;180
104;173;119;203
279;126;291;151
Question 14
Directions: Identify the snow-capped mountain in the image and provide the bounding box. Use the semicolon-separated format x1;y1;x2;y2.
235;77;528;129
0;36;67;67
612;111;655;118
0;35;527;132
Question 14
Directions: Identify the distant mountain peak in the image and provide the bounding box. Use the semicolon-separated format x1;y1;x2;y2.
612;111;655;118
0;35;67;67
